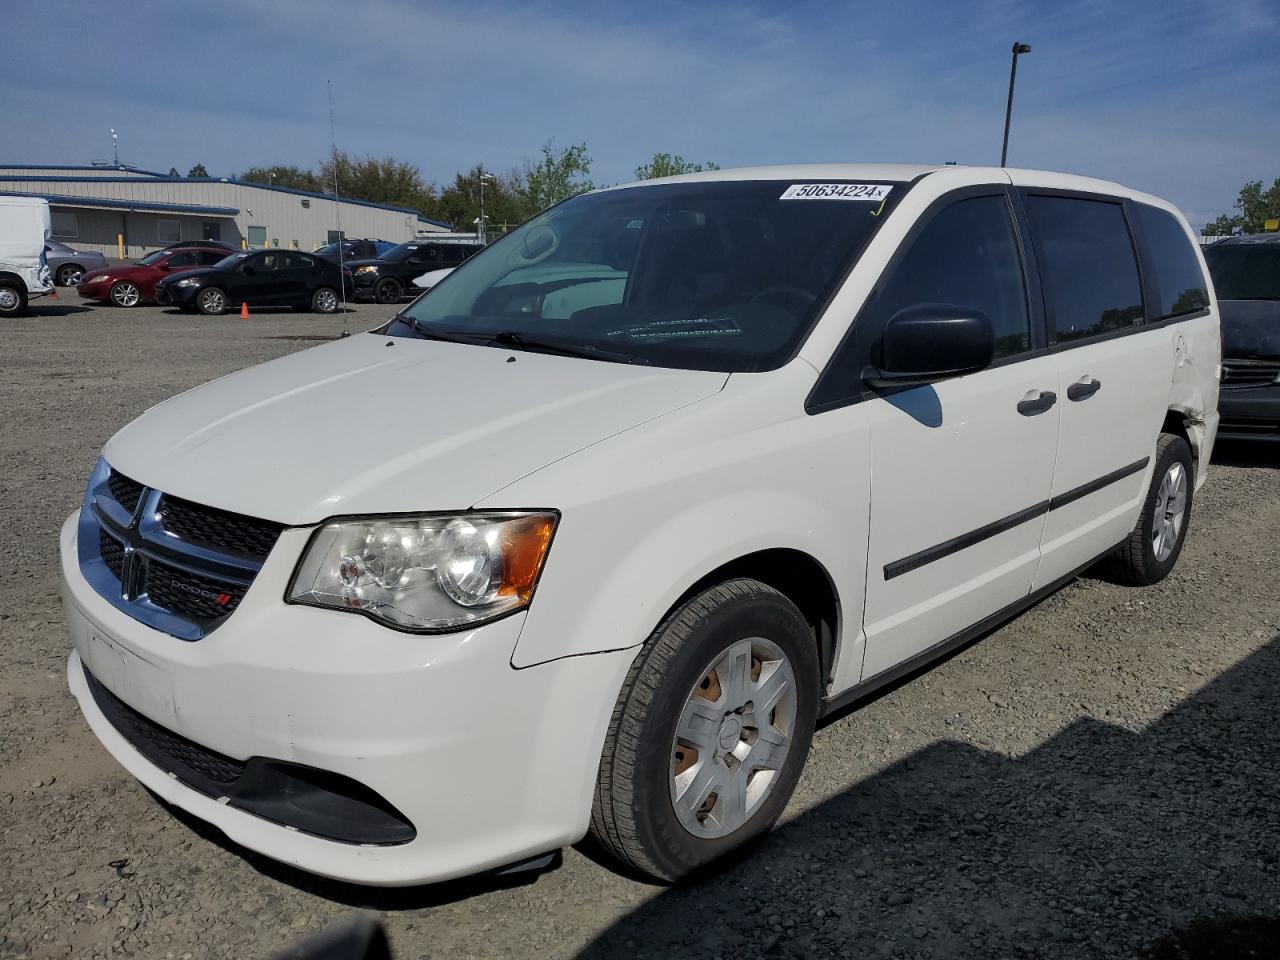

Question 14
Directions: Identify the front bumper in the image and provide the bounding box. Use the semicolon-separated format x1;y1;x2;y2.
1218;384;1280;441
155;284;197;308
77;279;114;300
61;510;636;885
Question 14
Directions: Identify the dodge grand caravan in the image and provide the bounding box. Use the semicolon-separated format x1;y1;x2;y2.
61;164;1219;885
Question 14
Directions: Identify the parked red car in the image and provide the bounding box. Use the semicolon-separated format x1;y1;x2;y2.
77;247;230;307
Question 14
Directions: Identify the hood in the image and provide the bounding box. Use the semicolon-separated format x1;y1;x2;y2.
1220;300;1280;360
102;333;728;524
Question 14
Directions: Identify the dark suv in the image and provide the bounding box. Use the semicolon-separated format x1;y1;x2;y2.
314;238;395;262
347;239;484;303
1204;234;1280;441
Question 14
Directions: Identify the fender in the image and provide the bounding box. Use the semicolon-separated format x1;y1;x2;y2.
485;363;873;686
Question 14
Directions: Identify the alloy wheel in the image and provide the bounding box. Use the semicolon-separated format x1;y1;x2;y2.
112;283;141;307
314;288;338;313
59;267;83;286
670;636;797;839
1152;461;1187;562
200;289;225;313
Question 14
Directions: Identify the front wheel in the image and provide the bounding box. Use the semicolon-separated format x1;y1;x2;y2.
591;579;819;881
1104;433;1194;586
196;287;227;316
0;282;27;317
110;281;141;307
373;277;403;304
311;286;339;314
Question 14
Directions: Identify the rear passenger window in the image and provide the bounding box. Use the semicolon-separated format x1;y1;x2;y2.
1025;196;1144;342
1134;204;1209;320
873;194;1031;359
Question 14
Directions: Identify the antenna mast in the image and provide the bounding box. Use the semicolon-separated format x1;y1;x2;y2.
327;80;350;336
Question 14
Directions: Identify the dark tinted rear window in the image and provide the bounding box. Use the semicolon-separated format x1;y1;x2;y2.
1135;204;1209;319
1204;243;1280;301
1025;196;1144;342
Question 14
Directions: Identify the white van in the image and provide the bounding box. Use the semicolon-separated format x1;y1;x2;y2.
60;165;1219;886
0;195;55;316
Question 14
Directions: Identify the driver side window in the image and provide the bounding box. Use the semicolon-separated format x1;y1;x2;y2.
873;195;1030;359
811;193;1031;409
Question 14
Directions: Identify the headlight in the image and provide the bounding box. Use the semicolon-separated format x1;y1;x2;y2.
355;265;379;274
174;277;202;287
89;275;109;284
288;512;558;631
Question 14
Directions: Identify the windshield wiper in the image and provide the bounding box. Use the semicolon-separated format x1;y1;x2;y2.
469;329;646;364
392;313;472;344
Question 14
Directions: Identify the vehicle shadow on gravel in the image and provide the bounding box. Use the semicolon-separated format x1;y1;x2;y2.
576;637;1280;960
1212;441;1279;470
21;303;93;317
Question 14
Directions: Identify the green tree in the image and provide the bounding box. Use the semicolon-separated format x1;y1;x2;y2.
437;166;524;234
238;164;322;192
512;141;594;219
1202;177;1280;236
187;162;209;178
317;151;437;216
633;152;719;180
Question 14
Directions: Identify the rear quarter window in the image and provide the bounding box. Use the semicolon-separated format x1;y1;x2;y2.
1025;195;1144;343
1134;204;1209;320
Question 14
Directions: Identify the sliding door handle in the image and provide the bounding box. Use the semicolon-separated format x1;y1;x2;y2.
1017;390;1057;416
1067;377;1102;401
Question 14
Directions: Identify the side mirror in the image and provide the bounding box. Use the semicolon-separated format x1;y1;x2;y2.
863;304;995;389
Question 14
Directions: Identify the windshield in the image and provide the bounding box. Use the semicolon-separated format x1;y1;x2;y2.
139;251;169;266
1205;243;1280;301
380;242;417;262
212;252;250;269
393;180;902;371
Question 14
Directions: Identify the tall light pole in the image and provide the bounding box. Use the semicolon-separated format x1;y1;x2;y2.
478;171;495;242
1000;42;1032;167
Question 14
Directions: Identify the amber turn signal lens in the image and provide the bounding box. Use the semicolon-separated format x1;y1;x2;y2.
498;515;557;600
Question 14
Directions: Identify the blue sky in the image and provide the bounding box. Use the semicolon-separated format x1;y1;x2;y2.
5;0;1277;227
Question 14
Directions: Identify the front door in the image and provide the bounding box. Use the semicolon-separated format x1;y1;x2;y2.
853;191;1062;679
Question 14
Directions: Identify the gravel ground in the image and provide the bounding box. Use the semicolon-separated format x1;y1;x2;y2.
1;297;1278;960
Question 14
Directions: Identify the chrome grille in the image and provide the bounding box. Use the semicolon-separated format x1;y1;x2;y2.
77;460;283;640
1222;359;1280;390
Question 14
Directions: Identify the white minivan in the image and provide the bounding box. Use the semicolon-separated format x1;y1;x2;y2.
61;165;1219;886
0;195;55;316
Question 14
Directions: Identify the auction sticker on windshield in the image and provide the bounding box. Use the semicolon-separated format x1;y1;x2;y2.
779;183;892;201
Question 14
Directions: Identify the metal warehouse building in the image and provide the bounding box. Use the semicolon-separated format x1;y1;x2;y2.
0;164;448;258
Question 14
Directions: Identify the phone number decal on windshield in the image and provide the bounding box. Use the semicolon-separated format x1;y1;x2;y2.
779;183;892;201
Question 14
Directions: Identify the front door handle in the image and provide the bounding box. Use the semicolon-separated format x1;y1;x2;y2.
1017;390;1057;416
1067;377;1102;401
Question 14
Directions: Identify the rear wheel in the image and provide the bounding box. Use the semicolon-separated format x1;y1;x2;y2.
591;579;819;881
0;282;27;317
196;287;227;316
1104;433;1193;585
374;277;403;304
110;281;141;308
311;286;339;313
56;264;84;286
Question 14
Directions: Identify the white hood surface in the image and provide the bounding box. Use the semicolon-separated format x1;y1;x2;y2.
103;333;727;524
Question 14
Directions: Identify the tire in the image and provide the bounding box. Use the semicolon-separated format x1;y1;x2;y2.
1104;433;1194;586
196;287;227;316
591;578;820;882
0;282;27;317
110;281;141;308
56;264;84;287
311;286;339;314
373;277;403;304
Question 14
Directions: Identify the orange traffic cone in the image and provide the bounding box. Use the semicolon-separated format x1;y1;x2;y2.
240;302;250;319
50;287;59;300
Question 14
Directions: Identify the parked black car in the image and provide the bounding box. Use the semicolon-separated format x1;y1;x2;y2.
347;239;484;303
314;238;395;262
156;239;238;254
1204;234;1280;441
155;249;354;315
